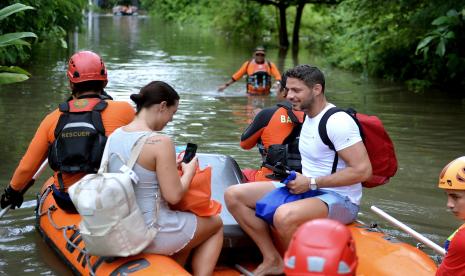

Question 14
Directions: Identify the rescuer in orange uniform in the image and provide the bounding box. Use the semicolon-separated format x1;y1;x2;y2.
1;51;135;212
218;46;282;95
240;75;305;182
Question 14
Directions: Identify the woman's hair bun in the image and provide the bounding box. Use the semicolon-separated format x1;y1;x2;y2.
130;93;143;104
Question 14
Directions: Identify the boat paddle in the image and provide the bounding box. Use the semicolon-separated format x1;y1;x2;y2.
234;264;254;276
0;159;49;219
371;205;446;256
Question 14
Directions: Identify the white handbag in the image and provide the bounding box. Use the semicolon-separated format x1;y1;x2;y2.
68;133;159;257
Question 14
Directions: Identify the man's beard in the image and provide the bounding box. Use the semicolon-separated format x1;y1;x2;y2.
297;96;314;112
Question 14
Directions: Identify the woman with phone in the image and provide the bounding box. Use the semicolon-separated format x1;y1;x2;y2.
105;81;223;276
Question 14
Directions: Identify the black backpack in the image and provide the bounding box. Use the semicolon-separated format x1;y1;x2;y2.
48;96;108;191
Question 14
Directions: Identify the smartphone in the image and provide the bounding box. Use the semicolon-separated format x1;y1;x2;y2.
182;143;197;163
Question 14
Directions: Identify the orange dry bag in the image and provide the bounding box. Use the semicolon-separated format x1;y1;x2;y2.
172;165;222;217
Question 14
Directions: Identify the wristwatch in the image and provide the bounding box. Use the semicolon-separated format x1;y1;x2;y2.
308;177;318;190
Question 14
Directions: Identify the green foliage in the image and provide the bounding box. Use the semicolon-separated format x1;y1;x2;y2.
0;32;37;48
414;8;465;88
211;1;275;39
416;9;462;57
0;3;36;85
0;0;87;65
0;2;33;20
293;4;335;52
323;0;465;90
0;65;31;84
405;78;432;93
140;0;274;40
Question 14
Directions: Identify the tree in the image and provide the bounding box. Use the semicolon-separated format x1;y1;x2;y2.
251;0;340;49
251;0;290;48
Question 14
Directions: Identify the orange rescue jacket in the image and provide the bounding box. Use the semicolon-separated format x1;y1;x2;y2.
232;59;281;95
240;103;304;181
10;99;135;192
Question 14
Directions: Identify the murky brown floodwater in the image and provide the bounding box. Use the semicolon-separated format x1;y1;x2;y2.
1;13;465;275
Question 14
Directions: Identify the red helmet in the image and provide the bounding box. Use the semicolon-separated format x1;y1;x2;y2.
67;51;108;87
284;219;357;276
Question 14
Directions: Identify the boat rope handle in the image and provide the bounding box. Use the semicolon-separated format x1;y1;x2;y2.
46;206;67;230
37;187;52;217
61;227;96;276
44;203;96;276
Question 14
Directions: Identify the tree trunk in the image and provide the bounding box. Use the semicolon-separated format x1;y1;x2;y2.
292;47;299;66
278;3;289;49
292;1;305;52
278;47;288;72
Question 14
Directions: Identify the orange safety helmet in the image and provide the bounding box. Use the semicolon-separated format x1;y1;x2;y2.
284;218;357;276
67;51;108;87
438;156;465;190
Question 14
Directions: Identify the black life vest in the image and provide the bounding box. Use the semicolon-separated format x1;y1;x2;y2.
261;101;303;173
48;95;108;191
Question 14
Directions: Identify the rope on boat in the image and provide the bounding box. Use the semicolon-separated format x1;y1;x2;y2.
39;187;96;276
37;186;52;217
60;227;96;276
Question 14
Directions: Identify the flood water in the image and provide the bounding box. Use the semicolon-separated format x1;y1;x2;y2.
1;13;465;275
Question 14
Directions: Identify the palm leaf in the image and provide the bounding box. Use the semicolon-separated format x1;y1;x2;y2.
0;3;35;21
0;38;31;48
0;72;30;85
0;32;37;48
0;66;31;76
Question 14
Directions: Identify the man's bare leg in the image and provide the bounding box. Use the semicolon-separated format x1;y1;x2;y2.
225;182;284;276
274;197;328;247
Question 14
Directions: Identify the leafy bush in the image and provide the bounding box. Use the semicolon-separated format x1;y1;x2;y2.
140;0;273;40
325;0;465;90
0;0;87;65
416;8;465;89
0;3;36;84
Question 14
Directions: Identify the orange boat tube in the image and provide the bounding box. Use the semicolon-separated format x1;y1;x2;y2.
36;178;191;276
349;223;437;275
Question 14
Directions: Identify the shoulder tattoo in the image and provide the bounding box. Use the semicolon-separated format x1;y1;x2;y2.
146;138;162;144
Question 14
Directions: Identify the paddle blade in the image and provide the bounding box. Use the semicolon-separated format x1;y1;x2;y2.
0;205;11;219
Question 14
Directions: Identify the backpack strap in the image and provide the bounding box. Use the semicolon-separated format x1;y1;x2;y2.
91;100;108;135
126;133;151;169
98;132;151;174
54;102;71;138
276;101;301;124
346;108;364;140
124;133;160;232
58;102;70;112
318;107;344;174
57;172;65;192
54;114;68;139
100;90;113;100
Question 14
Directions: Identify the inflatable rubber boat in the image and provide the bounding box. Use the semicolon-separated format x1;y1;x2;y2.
35;153;438;275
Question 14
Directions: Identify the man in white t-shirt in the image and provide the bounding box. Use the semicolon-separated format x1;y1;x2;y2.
225;65;372;276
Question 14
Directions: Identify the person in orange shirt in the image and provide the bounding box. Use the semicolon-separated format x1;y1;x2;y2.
240;75;305;182
0;51;135;213
218;46;282;95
